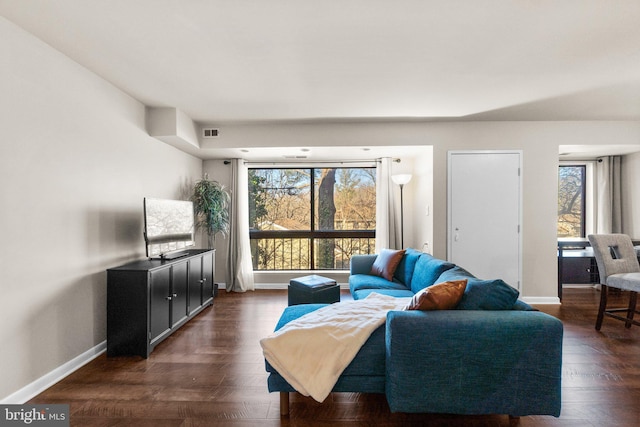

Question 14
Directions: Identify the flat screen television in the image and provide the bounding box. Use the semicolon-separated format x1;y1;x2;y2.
143;198;195;259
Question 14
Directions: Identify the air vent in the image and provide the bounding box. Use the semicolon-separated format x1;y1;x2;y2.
202;128;219;138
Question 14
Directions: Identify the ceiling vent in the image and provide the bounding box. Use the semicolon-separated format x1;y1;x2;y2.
202;128;219;138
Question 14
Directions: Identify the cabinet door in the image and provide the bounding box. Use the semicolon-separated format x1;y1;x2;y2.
171;261;189;327
563;257;594;284
201;251;214;301
149;268;171;342
188;257;203;315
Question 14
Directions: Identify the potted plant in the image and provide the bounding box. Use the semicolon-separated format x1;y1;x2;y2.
191;174;231;249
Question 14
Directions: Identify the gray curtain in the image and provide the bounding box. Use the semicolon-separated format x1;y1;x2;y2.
595;155;622;233
375;157;399;251
225;159;255;292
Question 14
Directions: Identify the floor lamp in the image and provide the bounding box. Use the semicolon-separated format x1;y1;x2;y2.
391;174;412;249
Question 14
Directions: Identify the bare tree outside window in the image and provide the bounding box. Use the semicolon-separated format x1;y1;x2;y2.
316;168;337;269
249;167;376;270
558;165;586;237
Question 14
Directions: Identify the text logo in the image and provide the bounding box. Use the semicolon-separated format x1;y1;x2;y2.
0;405;69;426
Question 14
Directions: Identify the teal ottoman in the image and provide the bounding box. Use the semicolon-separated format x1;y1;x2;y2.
288;275;340;306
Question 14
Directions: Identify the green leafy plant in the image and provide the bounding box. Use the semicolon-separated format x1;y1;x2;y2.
191;174;231;248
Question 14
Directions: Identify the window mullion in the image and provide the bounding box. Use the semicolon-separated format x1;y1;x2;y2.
310;168;315;270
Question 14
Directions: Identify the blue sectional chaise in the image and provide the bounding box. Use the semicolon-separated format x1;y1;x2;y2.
266;249;563;418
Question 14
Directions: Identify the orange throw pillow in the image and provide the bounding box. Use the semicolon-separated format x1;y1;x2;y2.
405;280;468;311
370;249;406;281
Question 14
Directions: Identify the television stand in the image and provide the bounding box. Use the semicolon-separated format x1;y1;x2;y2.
107;249;215;358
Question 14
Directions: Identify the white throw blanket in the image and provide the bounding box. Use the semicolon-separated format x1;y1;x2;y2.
260;293;410;402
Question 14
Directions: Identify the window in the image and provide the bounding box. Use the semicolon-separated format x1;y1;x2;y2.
248;167;376;270
557;165;587;237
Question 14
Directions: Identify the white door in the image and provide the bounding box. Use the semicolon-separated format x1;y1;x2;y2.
447;151;521;290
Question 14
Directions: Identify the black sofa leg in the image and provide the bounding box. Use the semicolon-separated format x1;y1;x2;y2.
280;392;290;417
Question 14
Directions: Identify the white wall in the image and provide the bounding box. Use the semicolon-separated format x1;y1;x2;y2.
0;17;202;400
622;151;640;237
406;147;433;252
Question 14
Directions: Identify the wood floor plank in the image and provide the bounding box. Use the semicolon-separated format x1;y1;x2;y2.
27;288;640;426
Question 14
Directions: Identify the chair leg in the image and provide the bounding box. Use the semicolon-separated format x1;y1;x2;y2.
596;285;607;331
625;291;638;328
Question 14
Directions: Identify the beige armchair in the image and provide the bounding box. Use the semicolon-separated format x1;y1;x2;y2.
588;234;640;330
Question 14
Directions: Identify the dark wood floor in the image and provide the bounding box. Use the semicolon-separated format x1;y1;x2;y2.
29;287;640;426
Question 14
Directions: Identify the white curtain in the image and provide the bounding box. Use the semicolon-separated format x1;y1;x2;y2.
595;156;622;234
225;159;255;292
375;157;399;251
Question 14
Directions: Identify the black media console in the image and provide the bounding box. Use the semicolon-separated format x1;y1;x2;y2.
107;249;215;358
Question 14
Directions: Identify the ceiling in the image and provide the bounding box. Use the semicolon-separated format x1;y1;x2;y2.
3;1;640;159
197;145;429;164
559;144;640;160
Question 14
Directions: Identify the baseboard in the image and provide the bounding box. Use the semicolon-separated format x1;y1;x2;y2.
1;341;106;404
522;296;561;305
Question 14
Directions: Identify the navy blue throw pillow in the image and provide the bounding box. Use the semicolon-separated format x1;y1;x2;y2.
456;278;520;310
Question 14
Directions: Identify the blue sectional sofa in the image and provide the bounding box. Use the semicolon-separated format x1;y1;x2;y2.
266;248;563;418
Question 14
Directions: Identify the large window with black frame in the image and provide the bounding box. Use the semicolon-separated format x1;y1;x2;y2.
248;167;376;270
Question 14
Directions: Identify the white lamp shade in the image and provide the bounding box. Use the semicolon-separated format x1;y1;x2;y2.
392;174;412;185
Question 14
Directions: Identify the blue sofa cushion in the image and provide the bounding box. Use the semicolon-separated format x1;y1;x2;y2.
435;265;476;282
349;274;409;293
456;278;520;310
393;248;422;286
409;254;455;293
352;288;415;300
273;303;327;330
